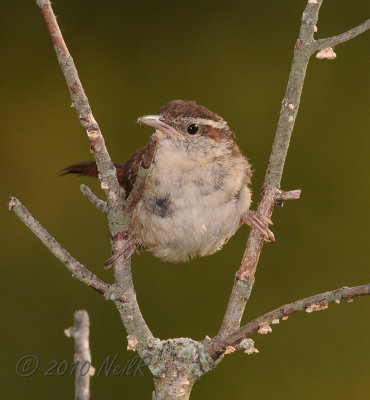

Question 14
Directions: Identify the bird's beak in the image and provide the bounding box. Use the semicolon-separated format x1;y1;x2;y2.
138;115;177;136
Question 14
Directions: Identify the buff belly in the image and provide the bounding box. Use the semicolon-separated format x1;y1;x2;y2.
131;177;251;263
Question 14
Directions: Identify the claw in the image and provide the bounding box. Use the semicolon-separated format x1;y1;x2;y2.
104;239;138;269
259;215;273;226
242;210;275;242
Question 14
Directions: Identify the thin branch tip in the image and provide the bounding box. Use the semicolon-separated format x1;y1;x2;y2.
315;19;370;51
210;283;370;357
80;184;108;214
8;196;17;210
9;196;109;295
36;0;50;7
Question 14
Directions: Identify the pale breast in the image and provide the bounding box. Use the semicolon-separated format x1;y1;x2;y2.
130;138;252;262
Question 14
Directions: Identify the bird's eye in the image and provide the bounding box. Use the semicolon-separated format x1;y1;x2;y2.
187;124;199;135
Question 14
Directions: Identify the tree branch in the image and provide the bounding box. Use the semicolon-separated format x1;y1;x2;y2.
80;185;108;214
32;0;156;357
35;0;124;235
8;197;109;295
275;189;301;206
316;19;370;50
214;0;321;341
65;310;94;400
208;283;370;359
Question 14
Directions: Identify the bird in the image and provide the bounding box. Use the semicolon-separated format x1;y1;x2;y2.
61;100;274;265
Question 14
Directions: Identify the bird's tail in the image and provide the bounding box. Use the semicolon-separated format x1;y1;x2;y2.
60;161;126;185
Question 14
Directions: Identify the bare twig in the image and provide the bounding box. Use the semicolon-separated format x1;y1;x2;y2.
65;310;94;400
215;0;370;342
35;0;124;236
316;19;370;50
208;284;370;359
275;189;301;206
80;185;108;214
8;197;109;295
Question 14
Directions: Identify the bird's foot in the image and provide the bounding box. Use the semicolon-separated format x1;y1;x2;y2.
242;210;275;243
104;238;139;269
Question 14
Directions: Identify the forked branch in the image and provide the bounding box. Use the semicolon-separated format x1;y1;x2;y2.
214;0;370;344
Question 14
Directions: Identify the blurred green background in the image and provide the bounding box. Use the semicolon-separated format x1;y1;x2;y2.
1;0;369;398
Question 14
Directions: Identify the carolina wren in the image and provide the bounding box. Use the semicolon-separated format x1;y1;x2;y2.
62;100;274;264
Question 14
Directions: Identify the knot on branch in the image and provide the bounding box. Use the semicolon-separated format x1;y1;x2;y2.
212;338;259;363
236;338;259;355
149;338;215;378
103;284;128;302
316;47;336;60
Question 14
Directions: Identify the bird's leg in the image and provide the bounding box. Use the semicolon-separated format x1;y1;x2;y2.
241;210;275;242
104;236;139;269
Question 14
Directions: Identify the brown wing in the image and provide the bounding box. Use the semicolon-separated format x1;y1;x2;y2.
118;147;146;198
60;147;146;199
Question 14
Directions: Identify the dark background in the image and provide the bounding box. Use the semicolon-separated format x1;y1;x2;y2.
1;0;369;398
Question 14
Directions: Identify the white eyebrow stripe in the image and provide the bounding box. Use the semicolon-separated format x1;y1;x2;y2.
193;118;228;129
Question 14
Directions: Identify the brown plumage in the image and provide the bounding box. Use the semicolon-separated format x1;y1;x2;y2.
61;100;274;263
159;100;225;122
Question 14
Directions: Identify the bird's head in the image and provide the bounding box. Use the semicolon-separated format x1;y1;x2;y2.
138;100;236;148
